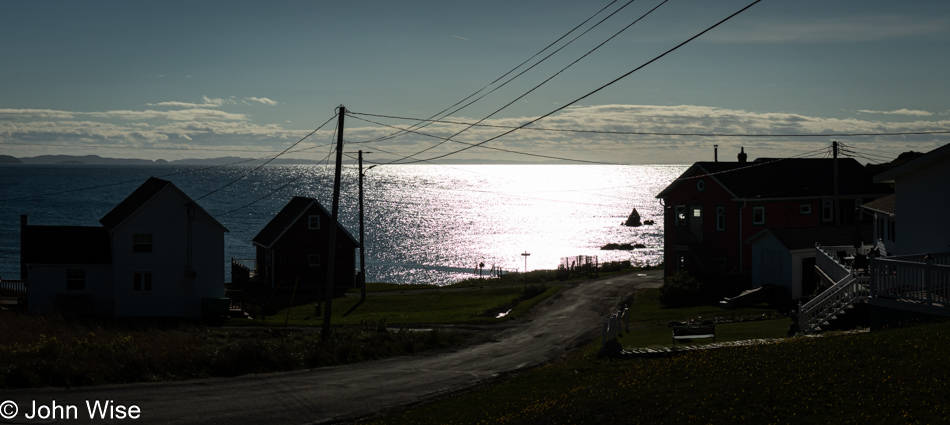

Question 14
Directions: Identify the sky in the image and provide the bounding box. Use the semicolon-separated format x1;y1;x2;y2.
2;0;949;165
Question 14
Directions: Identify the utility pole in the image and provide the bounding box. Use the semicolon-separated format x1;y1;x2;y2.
832;140;840;226
322;105;345;341
357;150;373;301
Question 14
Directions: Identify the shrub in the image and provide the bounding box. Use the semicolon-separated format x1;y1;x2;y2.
658;271;711;307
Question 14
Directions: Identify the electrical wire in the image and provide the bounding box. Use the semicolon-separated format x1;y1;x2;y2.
194;112;337;201
347;113;616;165
379;0;673;164
354;0;626;146
347;111;950;138
384;0;764;165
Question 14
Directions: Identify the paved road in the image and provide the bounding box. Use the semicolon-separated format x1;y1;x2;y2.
0;270;663;424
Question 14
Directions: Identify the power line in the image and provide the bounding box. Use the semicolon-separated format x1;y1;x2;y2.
387;0;764;165
381;0;673;164
214;151;336;218
347;111;950;138
347;113;616;165
194;112;338;201
354;0;626;146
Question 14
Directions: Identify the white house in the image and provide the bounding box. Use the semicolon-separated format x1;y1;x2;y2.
869;143;950;256
22;177;229;317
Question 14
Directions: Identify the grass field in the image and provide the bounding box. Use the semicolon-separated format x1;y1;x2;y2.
360;291;950;425
230;283;560;327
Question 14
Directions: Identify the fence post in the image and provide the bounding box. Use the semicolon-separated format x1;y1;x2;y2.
624;304;630;333
601;319;608;349
926;255;934;306
797;301;804;333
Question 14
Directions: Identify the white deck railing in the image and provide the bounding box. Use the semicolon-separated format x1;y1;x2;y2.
870;253;950;306
798;246;870;333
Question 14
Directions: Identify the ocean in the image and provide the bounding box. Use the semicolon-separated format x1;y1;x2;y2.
0;163;686;285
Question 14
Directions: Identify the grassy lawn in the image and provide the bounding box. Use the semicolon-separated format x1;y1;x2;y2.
623;288;790;348
228;284;561;327
360;289;950;425
361;322;950;424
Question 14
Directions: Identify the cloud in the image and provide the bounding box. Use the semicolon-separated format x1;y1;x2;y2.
450;35;468;41
340;104;950;164
858;109;933;117
2;104;946;164
707;16;950;43
246;97;278;106
147;96;234;108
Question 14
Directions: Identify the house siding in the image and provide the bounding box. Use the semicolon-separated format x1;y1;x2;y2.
27;265;113;314
893;160;950;255
111;186;224;317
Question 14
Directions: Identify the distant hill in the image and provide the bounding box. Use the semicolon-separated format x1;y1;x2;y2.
18;155;158;165
0;155;22;164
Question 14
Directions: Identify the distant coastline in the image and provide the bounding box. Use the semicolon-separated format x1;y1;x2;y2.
0;154;587;166
0;154;328;166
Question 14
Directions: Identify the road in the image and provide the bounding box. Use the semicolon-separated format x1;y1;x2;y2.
0;270;663;424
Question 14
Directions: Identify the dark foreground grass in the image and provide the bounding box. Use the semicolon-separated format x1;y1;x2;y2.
233;284;560;327
0;313;466;389
361;321;950;425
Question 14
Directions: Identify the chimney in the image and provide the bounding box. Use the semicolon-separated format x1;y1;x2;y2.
714;145;719;162
738;147;747;163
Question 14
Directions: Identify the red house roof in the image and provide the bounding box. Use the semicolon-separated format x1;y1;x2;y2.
22;225;111;265
657;158;892;200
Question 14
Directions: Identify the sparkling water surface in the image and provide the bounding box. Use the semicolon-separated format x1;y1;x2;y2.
0;164;686;285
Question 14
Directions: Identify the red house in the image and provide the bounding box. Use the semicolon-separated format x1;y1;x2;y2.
248;196;359;298
655;148;891;288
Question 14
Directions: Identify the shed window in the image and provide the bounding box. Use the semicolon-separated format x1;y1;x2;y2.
308;254;321;267
134;272;152;291
716;206;725;231
133;234;153;253
66;269;85;291
800;203;812;215
752;206;765;225
308;215;321;230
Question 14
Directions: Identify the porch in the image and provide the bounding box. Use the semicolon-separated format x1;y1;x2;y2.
801;247;950;333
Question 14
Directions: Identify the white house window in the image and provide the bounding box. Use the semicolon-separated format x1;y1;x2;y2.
66;269;85;291
675;205;686;226
822;200;833;223
308;254;321;267
716;206;725;231
308;215;320;230
133;234;153;253
888;219;896;242
800;203;812;215
134;272;152;291
752;206;765;225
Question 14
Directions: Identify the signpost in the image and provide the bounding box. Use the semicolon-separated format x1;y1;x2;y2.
521;251;531;291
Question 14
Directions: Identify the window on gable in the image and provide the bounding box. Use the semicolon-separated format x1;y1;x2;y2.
752;206;765;225
134;272;152;291
66;269;85;291
308;215;320;230
716;206;726;231
675;205;686;226
308;254;321;267
800;203;812;215
133;234;152;253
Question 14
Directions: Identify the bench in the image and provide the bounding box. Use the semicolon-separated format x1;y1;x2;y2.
672;324;715;345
